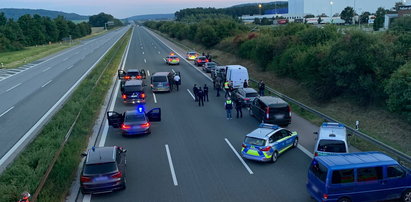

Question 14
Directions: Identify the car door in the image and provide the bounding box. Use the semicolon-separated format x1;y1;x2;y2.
146;108;161;122
270;131;283;152
116;147;126;179
274;130;288;153
281;129;294;148
118;70;126;80
107;111;124;128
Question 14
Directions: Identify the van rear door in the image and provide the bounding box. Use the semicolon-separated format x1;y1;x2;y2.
307;159;328;201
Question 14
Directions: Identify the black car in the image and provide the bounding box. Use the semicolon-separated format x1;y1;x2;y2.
118;69;146;80
194;56;209;66
249;96;291;126
107;108;161;135
121;80;146;104
80;146;127;194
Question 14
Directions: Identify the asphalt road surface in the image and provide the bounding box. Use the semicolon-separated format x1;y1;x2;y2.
0;27;129;170
88;26;320;202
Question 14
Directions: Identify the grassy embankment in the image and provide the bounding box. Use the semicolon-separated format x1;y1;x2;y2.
153;29;411;158
0;28;131;202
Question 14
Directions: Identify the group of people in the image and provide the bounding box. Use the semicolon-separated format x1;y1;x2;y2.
192;84;209;106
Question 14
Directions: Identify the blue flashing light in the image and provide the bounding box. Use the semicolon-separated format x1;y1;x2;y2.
321;122;345;128
136;105;145;113
258;123;279;130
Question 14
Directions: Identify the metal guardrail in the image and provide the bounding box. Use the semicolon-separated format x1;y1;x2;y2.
150;27;411;167
248;78;411;166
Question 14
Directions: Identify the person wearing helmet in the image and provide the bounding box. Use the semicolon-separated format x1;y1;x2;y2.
19;191;30;202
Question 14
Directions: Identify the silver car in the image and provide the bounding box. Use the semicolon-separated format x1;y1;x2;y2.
202;62;217;73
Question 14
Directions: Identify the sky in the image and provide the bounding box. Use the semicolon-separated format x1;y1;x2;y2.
0;0;407;19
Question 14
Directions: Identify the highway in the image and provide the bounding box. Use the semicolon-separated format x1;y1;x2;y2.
87;26;321;201
0;27;129;171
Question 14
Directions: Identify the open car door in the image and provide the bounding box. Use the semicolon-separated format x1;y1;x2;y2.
118;70;126;80
140;69;146;79
107;111;124;128
146;108;161;122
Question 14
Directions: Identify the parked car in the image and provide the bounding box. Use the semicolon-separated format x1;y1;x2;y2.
150;72;173;92
186;51;199;60
231;88;259;107
202;62;217;73
107;108;161;135
194;56;208;66
313;122;350;157
249;96;291;126
120;80;146;104
80;146;127;194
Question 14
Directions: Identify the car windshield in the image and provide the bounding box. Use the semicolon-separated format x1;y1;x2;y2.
84;162;117;175
207;63;216;67
246;92;258;97
153;76;167;82
244;137;266;146
125;114;146;122
198;56;206;60
317;140;347;153
124;85;143;92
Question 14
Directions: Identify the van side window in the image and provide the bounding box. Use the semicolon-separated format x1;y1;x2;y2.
387;165;405;178
309;160;327;183
357;167;383;182
331;169;354;184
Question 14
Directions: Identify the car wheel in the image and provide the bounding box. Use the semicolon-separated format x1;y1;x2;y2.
402;189;411;202
337;197;351;202
270;151;278;163
292;138;298;148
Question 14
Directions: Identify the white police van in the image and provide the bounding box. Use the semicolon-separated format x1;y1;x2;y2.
313;122;350;157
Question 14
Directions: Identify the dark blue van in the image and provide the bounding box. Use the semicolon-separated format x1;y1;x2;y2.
307;152;411;202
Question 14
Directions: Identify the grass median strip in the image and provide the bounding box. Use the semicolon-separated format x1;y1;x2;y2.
0;28;131;202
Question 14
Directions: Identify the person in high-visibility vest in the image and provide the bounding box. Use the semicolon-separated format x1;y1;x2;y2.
225;97;233;119
224;81;230;98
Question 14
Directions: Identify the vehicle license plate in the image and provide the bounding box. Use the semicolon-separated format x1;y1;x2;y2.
94;176;108;182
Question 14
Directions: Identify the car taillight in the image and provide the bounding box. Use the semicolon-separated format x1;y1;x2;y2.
260;146;271;151
111;171;122;179
121;124;131;130
122;94;127;99
176;58;179;61
288;105;291;117
166;83;169;86
266;107;270;120
244;98;250;101
205;59;209;62
137;75;142;79
323;194;328;200
140;93;145;98
124;76;131;80
314;152;318;157
197;59;201;63
80;176;91;182
141;122;150;128
242;144;247;148
168;59;172;62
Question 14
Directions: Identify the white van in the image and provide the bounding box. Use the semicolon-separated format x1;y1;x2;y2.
225;65;249;89
313;122;350;157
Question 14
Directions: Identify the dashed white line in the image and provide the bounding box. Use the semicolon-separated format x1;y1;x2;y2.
187;89;195;100
6;83;21;92
153;93;157;103
41;80;52;88
165;144;178;186
42;67;51;72
171;69;176;73
298;144;314;158
66;65;73;70
0;106;14;118
224;138;254;175
144;59;147;63
63;57;69;61
147;70;150;76
142;51;144;55
82;194;91;202
158;51;160;54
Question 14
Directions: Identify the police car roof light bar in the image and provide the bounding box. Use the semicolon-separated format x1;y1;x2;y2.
258;123;279;130
322;122;344;128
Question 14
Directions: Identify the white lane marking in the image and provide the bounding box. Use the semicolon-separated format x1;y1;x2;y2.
144;59;147;63
98;27;134;148
0;106;14;118
143;27;212;82
165;144;178;186
0;28;128;173
42;67;51;72
6;83;21;92
147;70;150;76
224;138;254;175
41;80;52;88
153;93;157;103
66;65;73;70
63;57;69;61
154;46;157;49
298;144;314;158
142;51;144;55
171;69;176;73
82;194;91;202
158;51;160;54
187;89;195;100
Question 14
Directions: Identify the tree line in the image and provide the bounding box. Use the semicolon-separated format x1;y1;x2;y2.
0;12;91;52
145;17;411;121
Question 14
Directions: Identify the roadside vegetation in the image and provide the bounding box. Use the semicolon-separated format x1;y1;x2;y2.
0;28;131;202
144;10;411;155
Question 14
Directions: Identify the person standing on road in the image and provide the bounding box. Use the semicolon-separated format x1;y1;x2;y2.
173;74;181;91
216;81;221;97
225;97;233;119
203;84;209;102
235;99;243;118
224;81;230;98
243;79;249;88
193;84;199;101
258;80;265;96
197;87;204;106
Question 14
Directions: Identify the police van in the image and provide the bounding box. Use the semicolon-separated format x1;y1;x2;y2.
314;122;350;157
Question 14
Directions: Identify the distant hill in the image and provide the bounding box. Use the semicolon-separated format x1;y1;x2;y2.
125;14;174;21
0;8;89;20
230;1;287;8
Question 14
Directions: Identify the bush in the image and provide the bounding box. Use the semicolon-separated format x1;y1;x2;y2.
385;62;411;121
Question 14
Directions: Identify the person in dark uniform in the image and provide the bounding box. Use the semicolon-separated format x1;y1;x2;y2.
216;81;221;97
243;79;249;88
193;84;199;101
197;87;204;106
235;99;243;118
203;84;209;102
